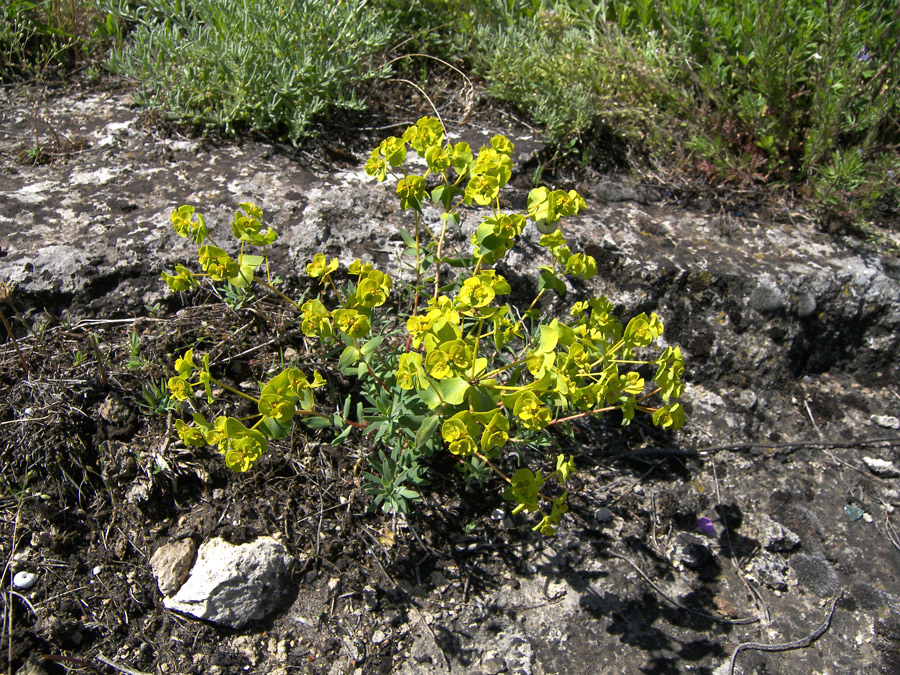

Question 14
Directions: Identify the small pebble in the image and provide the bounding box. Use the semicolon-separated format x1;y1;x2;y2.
845;505;864;522
594;507;613;523
490;508;505;521
12;571;37;590
871;415;900;430
92;565;103;576
862;456;900;478
371;629;387;645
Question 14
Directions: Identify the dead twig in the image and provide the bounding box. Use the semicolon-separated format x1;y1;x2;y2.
361;528;452;672
4;496;24;675
725;591;843;675
97;653;154;675
6;590;37;619
608;551;758;626
711;462;770;624
0;306;27;377
883;514;900;554
803;399;827;442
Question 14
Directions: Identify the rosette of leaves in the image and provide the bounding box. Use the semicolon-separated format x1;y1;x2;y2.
167;349;327;472
162;202;274;292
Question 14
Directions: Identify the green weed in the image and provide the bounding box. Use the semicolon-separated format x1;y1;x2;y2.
1;0;109;80
158;119;687;533
101;0;395;142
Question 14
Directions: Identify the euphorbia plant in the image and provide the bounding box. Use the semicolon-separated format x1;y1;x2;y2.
160;117;685;535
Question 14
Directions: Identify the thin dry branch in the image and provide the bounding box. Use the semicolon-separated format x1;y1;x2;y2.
96;653;154;675
608;551;759;626
725;591;843;675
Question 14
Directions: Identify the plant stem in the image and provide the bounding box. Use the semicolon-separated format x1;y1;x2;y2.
325;275;346;306
208;376;259;404
469;317;485;381
352;338;389;391
474;451;511;483
482;357;528;380
89;333;108;387
413;210;422;312
0;308;27;377
433;214;449;300
548;405;617;425
256;278;300;310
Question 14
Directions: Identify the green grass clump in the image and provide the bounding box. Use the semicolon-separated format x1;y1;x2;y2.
1;0;101;80
102;0;395;142
434;0;895;222
468;4;683;152
605;0;899;214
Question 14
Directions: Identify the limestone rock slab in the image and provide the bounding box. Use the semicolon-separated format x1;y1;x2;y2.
164;536;292;629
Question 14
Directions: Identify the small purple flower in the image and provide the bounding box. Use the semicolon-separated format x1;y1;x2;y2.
697;517;717;537
856;47;872;62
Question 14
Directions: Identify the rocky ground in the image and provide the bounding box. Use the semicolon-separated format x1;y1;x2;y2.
2;76;900;675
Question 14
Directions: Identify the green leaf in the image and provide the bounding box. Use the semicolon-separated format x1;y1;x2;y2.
332;424;353;444
432;185;460;211
415;415;441;449
360;335;383;357
439;378;470;405
418;382;443;410
303;415;332;429
260;415;292;439
260;369;291;397
343;395;352;421
228;253;265;288
398;227;417;249
467;383;501;412
430;318;461;344
443;255;474;268
373;422;387;443
338;345;360;373
536;323;559;354
537;267;566;296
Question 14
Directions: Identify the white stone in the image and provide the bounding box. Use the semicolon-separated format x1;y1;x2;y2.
756;513;801;552
871;415;900;430
12;571;37;590
862;456;900;478
163;536;292;629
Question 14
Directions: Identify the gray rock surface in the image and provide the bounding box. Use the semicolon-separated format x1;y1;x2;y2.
756;512;801;553
163;536;292;629
2;88;898;412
